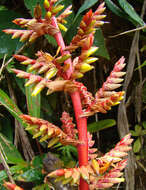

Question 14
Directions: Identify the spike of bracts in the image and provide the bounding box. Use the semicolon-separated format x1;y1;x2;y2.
66;3;106;52
20;114;81;147
60;112;77;139
3;0;73;42
71;34;98;79
46;134;133;189
81;57;126;117
87;132;98;160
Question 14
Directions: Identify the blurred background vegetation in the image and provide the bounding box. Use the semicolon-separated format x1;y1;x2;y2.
0;0;145;189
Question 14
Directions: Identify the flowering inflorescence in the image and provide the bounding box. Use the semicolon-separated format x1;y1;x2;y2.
20;114;80;147
46;134;133;189
3;1;132;190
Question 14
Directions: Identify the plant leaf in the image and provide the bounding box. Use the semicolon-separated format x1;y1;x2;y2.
17;168;43;182
142;121;146;129
130;130;138;137
135;60;146;71
74;0;98;22
135;125;142;135
118;0;145;26
0;10;23;58
24;0;45;17
0;117;13;142
0;89;24;124
0;133;26;165
133;138;141;153
25;68;41;118
94;29;110;59
87;119;116;133
141;130;146;136
32;184;50;190
105;0;127;18
0;165;27;182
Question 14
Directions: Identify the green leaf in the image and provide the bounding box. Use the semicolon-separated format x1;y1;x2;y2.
0;117;13;142
105;0;127;18
24;0;45;17
142;121;146;129
135;125;142;135
135;60;146;71
74;0;99;23
0;165;28;182
31;154;45;168
32;184;50;190
0;133;26;165
87;119;116;133
17;168;43;182
130;130;138;137
105;0;144;27
141;130;146;136
0;89;23;124
133;138;141;153
94;29;110;59
25;69;41;118
0;10;23;58
118;0;145;26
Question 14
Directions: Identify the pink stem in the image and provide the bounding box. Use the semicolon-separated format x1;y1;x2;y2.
51;16;89;190
51;17;73;79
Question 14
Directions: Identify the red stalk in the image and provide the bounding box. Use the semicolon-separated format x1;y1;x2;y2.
51;16;89;190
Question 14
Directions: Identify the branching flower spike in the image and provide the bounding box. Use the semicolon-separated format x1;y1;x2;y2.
46;134;133;189
3;1;133;190
82;56;126;116
20;114;81;147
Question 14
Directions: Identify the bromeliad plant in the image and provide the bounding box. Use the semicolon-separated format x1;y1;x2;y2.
3;1;133;190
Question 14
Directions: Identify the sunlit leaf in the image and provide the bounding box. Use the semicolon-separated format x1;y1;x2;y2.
17;168;43;182
135;125;142;135
118;0;145;26
0;89;23;124
25;68;41;118
133;138;141;153
0;10;23;58
94;29;110;59
87;119;116;133
74;0;98;23
142;121;146;129
0;133;26;165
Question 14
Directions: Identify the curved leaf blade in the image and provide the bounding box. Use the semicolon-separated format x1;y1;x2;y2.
0;133;26;165
0;89;22;123
87;119;116;133
118;0;145;26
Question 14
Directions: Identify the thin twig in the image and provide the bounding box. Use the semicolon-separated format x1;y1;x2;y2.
137;160;146;173
6;72;35;161
0;43;28;77
109;25;146;38
0;143;15;184
0;54;7;80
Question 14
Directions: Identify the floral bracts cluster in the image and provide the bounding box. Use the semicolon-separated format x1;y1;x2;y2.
3;1;132;190
87;132;98;160
81;56;126;116
12;51;76;96
3;0;72;42
20;114;80;147
60;112;77;139
46;134;133;189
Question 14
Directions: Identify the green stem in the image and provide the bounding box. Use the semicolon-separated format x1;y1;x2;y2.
51;16;89;190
